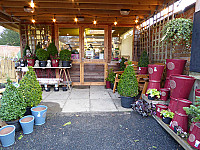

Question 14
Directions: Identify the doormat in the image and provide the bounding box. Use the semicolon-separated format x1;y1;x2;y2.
73;85;90;89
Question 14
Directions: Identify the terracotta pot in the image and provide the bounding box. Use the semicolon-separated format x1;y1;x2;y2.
187;122;200;149
156;104;168;118
176;98;192;115
170;75;195;99
138;67;148;74
160;88;170;101
148;64;165;81
51;59;59;67
169;111;188;132
106;81;111;89
27;59;35;67
147;80;161;91
168;96;178;113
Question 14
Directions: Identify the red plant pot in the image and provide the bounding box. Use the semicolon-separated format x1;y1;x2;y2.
156;104;168;118
170;75;195;99
147;80;161;92
106;81;111;89
164;77;170;89
51;59;59;67
168;96;178;113
138;67;148;74
166;59;187;77
148;64;165;81
189;122;200;134
27;59;35;67
176;98;192;115
195;89;200;97
169;111;188;132
187;122;200;149
160;88;170;101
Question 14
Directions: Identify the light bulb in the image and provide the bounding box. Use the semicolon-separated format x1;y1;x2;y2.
32;19;35;23
93;20;97;25
74;17;78;22
135;19;138;23
114;21;117;26
53;18;56;22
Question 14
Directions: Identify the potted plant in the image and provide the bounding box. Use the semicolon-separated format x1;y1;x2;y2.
160;110;174;124
60;49;72;67
0;125;16;147
18;66;42;115
146;89;160;100
47;42;59;67
117;61;138;108
36;48;49;67
27;54;36;67
105;68;115;89
138;50;149;74
50;55;60;67
0;79;26;132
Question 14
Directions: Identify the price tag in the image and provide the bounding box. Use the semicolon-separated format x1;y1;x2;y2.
195;140;200;148
154;67;157;72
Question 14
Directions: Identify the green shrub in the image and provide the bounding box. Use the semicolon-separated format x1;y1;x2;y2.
60;49;71;61
0;79;26;121
36;48;49;61
18;66;42;107
119;57;127;71
47;42;58;57
138;50;149;67
117;61;138;97
105;68;115;84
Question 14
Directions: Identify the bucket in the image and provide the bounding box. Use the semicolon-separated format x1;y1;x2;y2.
164;77;170;89
156;104;168;118
19;115;34;134
187;122;200;149
31;105;48;125
147;80;161;91
169;111;188;132
160;88;170;101
170;75;195;99
176;98;192;115
168;96;178;113
166;59;187;77
148;64;165;81
138;67;148;74
0;125;15;147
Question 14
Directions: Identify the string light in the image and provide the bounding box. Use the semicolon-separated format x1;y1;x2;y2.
135;16;139;24
114;17;117;26
74;17;78;22
93;16;97;25
30;0;35;8
32;19;35;23
53;14;56;22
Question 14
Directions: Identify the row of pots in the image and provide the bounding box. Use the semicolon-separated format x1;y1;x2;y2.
0;105;47;147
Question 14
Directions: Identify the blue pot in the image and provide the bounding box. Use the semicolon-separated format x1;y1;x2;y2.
0;125;15;147
31;105;48;125
19;115;34;134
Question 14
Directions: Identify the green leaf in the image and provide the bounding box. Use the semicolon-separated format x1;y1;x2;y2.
63;122;71;126
18;135;23;140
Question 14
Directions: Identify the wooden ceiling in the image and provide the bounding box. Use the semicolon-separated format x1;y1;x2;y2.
0;0;173;31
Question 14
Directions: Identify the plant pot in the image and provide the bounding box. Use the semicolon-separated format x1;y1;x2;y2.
62;86;68;91
148;94;155;100
160;88;170;101
54;87;59;91
31;105;48;125
106;81;111;89
176;98;192;115
195;89;200;96
111;83;114;90
6;119;21;132
45;86;51;92
148;64;165;81
120;96;135;108
0;125;15;147
27;59;35;67
187;122;200;149
62;61;71;67
138;67;148;74
162;116;172;124
164;77;170;89
51;59;59;67
20;59;26;67
147;80;161;91
39;61;47;67
156;104;168;118
24;107;32;116
170;75;195;99
19;115;34;134
168;96;178;113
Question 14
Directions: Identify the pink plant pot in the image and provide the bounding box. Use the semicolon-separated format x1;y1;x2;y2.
52;59;59;67
168;96;178;113
27;59;35;67
147;80;161;91
160;88;170;101
164;77;170;89
170;75;195;99
106;81;111;89
187;122;200;149
138;67;148;74
176;98;192;115
156;104;168;118
148;64;165;81
195;89;200;97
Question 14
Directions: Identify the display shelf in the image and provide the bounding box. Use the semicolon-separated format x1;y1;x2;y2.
142;94;170;105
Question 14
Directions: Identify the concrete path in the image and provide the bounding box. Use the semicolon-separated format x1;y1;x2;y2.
41;86;132;113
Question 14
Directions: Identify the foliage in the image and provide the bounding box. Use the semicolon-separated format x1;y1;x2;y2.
162;18;193;50
23;44;30;57
160;110;174;118
36;48;49;61
0;79;26;121
119;57;127;71
146;89;160;98
35;42;41;55
18;66;42;107
0;28;20;46
47;42;58;57
60;49;71;61
138;50;149;67
117;61;138;97
50;54;60;60
105;68;115;84
26;54;36;59
183;96;200;122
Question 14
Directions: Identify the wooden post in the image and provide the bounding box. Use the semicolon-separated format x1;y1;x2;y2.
196;0;200;12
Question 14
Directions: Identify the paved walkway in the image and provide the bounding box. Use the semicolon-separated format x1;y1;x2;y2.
41;86;132;113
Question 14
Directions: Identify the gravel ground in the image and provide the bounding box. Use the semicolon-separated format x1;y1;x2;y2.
1;112;183;150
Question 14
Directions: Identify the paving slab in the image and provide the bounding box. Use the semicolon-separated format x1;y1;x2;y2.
62;99;90;112
108;91;121;99
42;91;52;99
90;99;118;112
112;99;133;112
90;91;111;99
90;85;107;91
45;91;70;100
42;99;67;109
69;91;89;99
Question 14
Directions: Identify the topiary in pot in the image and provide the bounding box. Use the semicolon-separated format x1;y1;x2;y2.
36;48;49;67
60;49;72;67
47;41;58;57
117;61;138;108
105;68;115;89
23;44;30;57
138;50;149;74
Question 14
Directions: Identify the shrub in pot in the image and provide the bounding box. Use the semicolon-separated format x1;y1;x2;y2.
117;61;138;108
27;54;36;67
50;55;60;67
47;42;59;67
60;49;72;67
105;68;115;89
160;110;174;124
146;89;160;100
36;48;49;67
18;66;42;115
138;50;149;74
0;79;26;131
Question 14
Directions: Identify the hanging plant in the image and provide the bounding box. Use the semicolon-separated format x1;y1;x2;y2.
161;18;193;50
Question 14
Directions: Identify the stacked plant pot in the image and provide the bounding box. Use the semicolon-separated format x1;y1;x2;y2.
164;59;187;89
147;64;165;92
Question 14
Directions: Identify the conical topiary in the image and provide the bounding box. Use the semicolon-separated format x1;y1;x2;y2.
117;61;138;97
0;79;26;121
138;50;149;67
47;41;58;57
23;44;30;57
18;66;42;107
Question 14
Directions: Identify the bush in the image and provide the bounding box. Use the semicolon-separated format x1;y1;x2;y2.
0;79;26;121
138;51;149;67
36;48;49;61
18;66;42;107
47;42;58;57
60;49;71;61
119;57;127;71
23;44;30;57
105;68;115;84
117;61;138;97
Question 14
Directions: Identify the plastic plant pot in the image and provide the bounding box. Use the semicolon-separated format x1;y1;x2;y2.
176;98;192;115
120;96;135;108
148;94;155;100
19;115;34;134
0;125;15;147
156;104;168;118
62;86;68;91
162;116;172;124
187;122;200;149
168;96;178;113
31;105;48;125
106;81;111;89
160;88;170;101
148;64;165;81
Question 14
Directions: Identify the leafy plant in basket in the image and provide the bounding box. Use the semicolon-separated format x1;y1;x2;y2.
146;89;160;100
47;41;58;57
160;110;174;124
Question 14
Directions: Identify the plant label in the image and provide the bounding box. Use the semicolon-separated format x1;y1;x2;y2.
154;67;157;72
139;67;141;70
195;140;200;148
